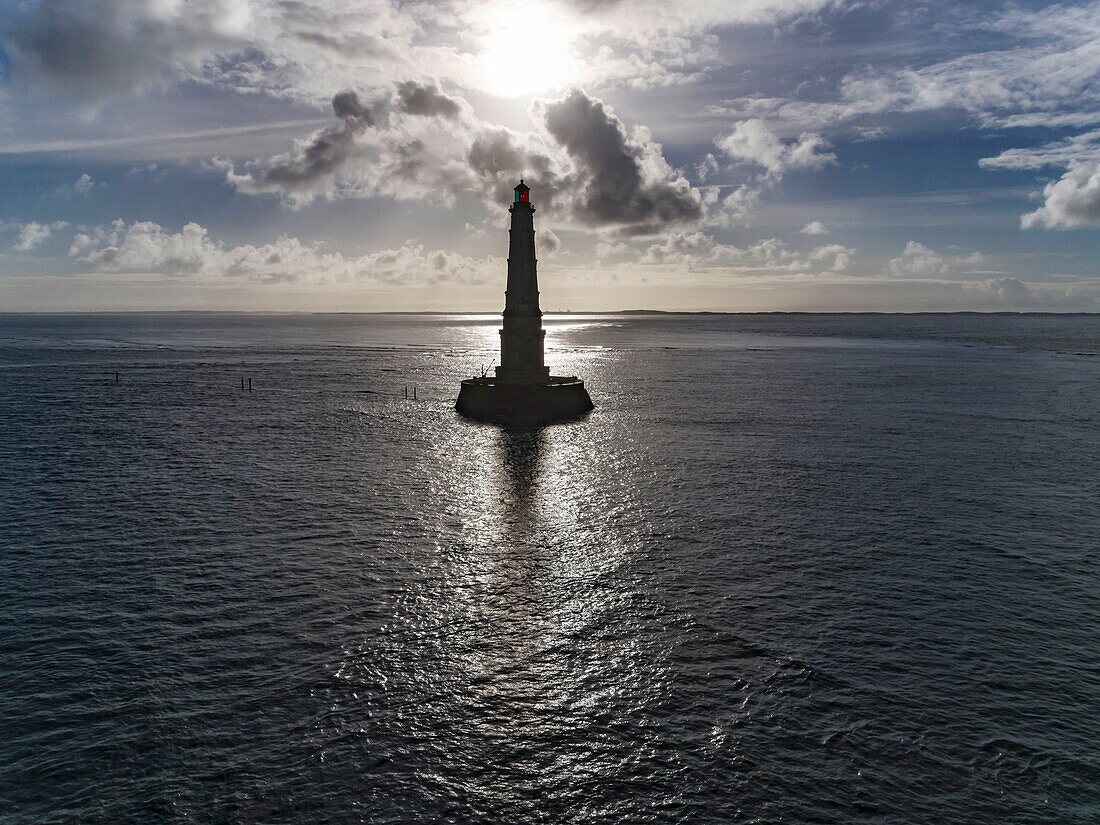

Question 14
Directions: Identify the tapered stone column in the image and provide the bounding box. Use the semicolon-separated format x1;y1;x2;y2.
497;180;550;383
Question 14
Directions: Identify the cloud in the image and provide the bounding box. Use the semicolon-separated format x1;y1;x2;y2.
73;173;95;195
8;220;69;251
978;277;1036;307
715;119;835;180
706;1;1100;230
223;90;379;204
395;81;462;119
980;130;1100;173
799;220;828;235
13;222;53;251
1020;162;1100;230
4;0;251;99
534;88;703;231
1;0;840;107
724;4;1100;135
638;230;852;272
68;233;94;257
707;184;762;228
80;220;215;274
70;219;499;285
54;173;96;197
981;131;1100;230
639;230;715;264
699;120;834;229
461;88;706;234
226;85;703;234
807;243;851;272
889;241;984;277
540;228;562;256
961;276;1097;310
594;240;630;260
696;153;720;182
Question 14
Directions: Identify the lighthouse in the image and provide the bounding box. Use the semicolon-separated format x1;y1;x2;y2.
456;181;594;424
498;180;549;382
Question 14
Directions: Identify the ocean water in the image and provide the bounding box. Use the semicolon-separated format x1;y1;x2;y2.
2;312;1098;823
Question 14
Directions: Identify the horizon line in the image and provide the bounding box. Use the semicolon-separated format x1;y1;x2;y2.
3;309;1100;317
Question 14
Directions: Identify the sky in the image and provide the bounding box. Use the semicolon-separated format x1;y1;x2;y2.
1;0;1099;312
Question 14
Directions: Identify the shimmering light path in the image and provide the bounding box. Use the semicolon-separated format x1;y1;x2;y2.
2;313;1098;822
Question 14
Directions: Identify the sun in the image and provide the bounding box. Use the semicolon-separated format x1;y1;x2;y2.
476;6;579;98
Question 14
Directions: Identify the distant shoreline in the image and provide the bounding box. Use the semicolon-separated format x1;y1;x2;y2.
3;310;1100;317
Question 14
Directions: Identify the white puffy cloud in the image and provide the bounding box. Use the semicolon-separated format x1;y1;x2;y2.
715;119;834;180
962;276;1097;310
638;230;852;273
639;230;715;264
72;173;95;195
54;173;97;197
70;219;499;285
977;277;1036;307
13;222;53;251
707;184;762;229
1020;162;1100;230
807;243;850;272
799;221;828;235
7;220;69;251
702;119;834;227
68;233;94;257
981;129;1100;231
889;241;984;277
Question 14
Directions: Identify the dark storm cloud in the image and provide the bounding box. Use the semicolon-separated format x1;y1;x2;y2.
460;90;704;232
465;127;568;213
395;81;461;119
2;0;245;98
6;0;161;95
466;130;527;176
227;84;701;232
536;88;702;229
332;89;375;121
240;90;377;193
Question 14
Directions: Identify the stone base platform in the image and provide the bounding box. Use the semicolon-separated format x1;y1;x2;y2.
456;376;594;425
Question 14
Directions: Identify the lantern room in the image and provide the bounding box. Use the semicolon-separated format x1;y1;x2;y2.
514;180;530;203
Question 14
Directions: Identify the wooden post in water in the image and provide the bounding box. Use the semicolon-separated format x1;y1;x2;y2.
241;377;245;390
248;378;252;392
115;371;119;384
413;386;417;401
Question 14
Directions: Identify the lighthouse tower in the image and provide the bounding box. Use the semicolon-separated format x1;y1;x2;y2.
497;180;550;383
456;181;594;424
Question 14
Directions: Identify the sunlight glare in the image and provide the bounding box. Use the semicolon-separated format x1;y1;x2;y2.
477;6;579;98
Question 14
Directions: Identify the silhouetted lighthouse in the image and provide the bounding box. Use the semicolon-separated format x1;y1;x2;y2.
498;180;549;382
456;181;593;424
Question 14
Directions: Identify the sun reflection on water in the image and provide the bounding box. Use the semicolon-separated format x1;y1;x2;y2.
327;369;676;815
429;422;660;813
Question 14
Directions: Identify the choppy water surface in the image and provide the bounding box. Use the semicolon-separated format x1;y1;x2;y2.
2;313;1099;823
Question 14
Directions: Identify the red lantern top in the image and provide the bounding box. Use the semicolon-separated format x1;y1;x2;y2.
514;179;530;203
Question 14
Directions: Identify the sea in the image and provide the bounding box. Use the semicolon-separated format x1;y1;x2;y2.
2;312;1098;823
